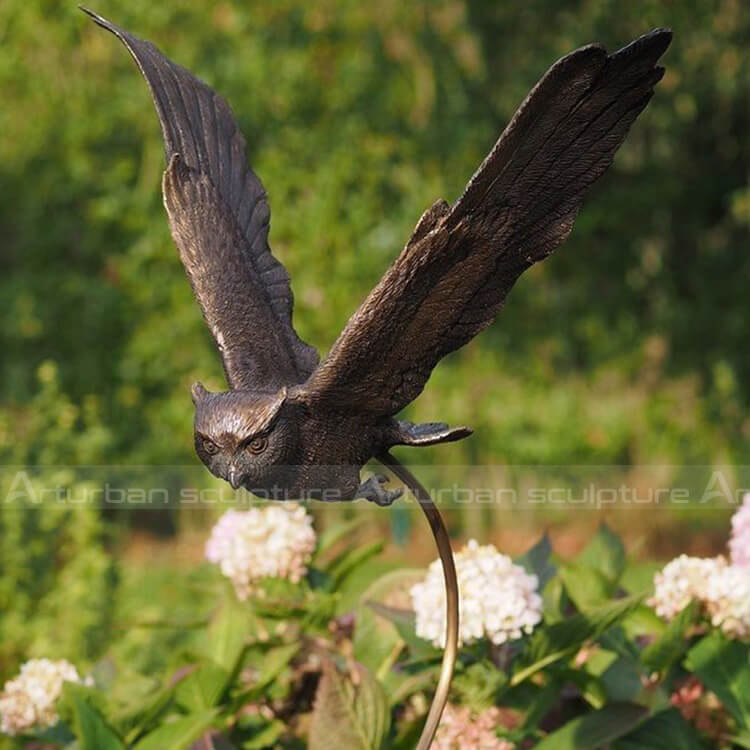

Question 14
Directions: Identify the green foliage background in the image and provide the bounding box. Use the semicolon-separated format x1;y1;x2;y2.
1;5;749;744
1;0;748;472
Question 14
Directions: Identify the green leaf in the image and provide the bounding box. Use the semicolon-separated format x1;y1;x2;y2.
451;661;508;711
642;599;698;673
231;642;299;706
686;631;750;728
597;654;644;703
517;677;564;730
314;516;370;562
512;595;642;686
535;702;648;749
383;667;439;707
620;560;662;596
366;601;441;664
309;661;390;750
560;561;614;609
614;708;706;749
577;523;626;584
134;710;219;750
64;683;126;750
121;679;178;745
541;576;568;623
558;668;608;709
326;540;385;589
205;593;250;671
236;713;286;749
516;534;556;590
353;569;425;677
336;557;401;615
174;662;231;712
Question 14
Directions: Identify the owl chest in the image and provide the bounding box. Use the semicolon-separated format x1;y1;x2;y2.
300;410;383;467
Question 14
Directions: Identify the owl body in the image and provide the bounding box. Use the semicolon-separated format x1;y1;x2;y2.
192;384;394;501
85;10;670;503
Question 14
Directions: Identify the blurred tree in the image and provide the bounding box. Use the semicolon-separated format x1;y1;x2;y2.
0;0;747;480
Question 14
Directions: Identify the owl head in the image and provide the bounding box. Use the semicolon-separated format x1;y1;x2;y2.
190;382;299;492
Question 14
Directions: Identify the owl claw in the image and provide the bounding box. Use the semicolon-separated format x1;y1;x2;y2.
356;474;402;506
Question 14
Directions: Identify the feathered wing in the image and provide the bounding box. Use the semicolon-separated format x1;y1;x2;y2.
83;9;318;390
301;29;671;416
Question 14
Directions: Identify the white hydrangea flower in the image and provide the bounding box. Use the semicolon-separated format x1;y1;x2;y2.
729;494;750;568
647;555;727;620
410;539;543;648
704;563;750;639
205;504;316;599
0;659;83;736
434;704;515;750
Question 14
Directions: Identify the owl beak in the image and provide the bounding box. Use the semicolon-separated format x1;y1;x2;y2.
228;466;242;490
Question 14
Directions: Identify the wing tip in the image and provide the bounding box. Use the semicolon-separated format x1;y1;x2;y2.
611;26;673;65
79;6;117;33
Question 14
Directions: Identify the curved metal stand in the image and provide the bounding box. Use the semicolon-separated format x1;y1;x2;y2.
378;452;459;750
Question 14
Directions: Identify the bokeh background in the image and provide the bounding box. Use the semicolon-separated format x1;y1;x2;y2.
0;0;748;679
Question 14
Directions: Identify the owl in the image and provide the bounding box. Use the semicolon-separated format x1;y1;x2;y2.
84;10;670;504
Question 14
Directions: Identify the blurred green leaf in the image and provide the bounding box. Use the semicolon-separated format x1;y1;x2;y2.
239;716;286;749
513;595;643;685
560;562;614;609
535;702;648;749
175;662;230;712
516;534;556;590
366;601;442;665
353;569;424;676
314;516;371;563
134;710;219;750
452;660;508;711
232;642;299;706
614;708;706;749
64;682;126;750
326;540;385;590
686;631;750;729
578;524;626;584
309;660;390;750
642;599;698;674
205;593;250;672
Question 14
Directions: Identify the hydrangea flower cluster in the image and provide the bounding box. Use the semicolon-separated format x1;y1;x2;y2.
649;499;750;639
729;493;750;568
411;539;543;648
434;704;515;750
648;555;727;620
0;659;83;736
704;563;750;639
205;504;316;600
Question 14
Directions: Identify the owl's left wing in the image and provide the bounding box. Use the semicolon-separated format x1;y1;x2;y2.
299;29;671;417
84;9;318;391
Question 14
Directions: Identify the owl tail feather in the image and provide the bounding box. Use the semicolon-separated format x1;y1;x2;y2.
390;420;473;448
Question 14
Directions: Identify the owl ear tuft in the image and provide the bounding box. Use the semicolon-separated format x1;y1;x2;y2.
191;381;209;405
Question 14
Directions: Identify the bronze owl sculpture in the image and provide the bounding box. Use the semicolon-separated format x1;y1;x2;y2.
84;10;671;505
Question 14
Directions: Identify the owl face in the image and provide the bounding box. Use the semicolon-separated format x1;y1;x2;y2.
191;383;298;491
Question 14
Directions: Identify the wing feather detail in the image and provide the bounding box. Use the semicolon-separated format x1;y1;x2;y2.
302;29;671;415
83;9;318;389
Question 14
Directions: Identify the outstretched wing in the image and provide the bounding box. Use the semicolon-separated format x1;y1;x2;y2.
301;29;671;416
83;9;318;390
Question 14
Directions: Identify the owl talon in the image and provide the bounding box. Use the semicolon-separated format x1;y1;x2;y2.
356;475;402;506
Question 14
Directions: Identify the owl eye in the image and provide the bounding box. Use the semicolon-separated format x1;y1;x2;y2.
201;436;219;456
246;436;268;455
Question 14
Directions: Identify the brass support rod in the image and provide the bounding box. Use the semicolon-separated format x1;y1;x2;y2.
378;452;459;750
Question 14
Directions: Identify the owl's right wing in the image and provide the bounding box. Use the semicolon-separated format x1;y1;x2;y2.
84;9;319;391
300;29;671;417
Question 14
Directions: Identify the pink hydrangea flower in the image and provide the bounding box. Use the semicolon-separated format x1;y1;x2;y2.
434;704;515;750
729;493;750;568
